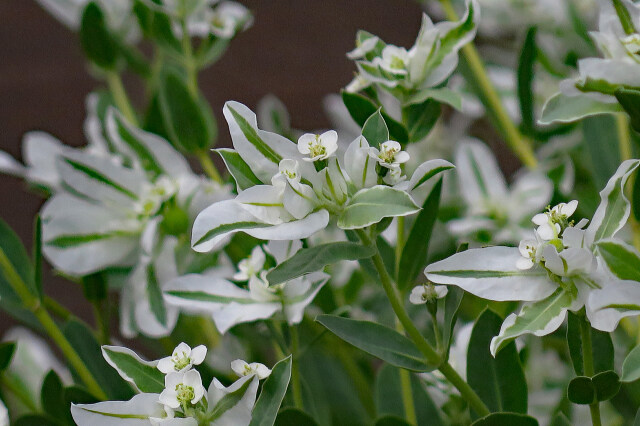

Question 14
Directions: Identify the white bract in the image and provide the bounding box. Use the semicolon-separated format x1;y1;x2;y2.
159;370;206;410
346;0;478;101
165;241;330;333
187;1;253;39
191;101;452;253
446;139;553;245
230;359;272;379
426;160;640;356
158;343;207;374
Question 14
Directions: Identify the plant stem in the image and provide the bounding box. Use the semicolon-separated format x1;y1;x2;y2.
355;229;491;417
44;296;72;321
199;317;220;349
197;150;223;183
580;317;602;426
105;71;138;126
395;217;405;278
396;320;418;425
0;249;108;400
181;20;198;98
290;326;304;410
92;300;110;345
438;0;538;170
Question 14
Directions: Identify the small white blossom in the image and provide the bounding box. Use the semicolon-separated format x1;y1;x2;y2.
159;370;206;410
532;200;578;241
346;36;380;59
369;141;410;170
230;359;272;379
157;343;207;374
374;45;410;75
409;284;448;304
233;245;266;281
297;131;338;162
208;1;253;39
516;239;539;270
277;158;301;183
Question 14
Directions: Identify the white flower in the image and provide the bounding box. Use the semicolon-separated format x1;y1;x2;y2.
532;200;578;241
233;245;266;281
208;1;252;39
277;158;301;183
346;35;380;59
409;284;448;304
516;239;539;270
230;359;272;379
157;343;207;374
369;141;410;169
159;370;206;410
375;45;410;75
297;131;338;162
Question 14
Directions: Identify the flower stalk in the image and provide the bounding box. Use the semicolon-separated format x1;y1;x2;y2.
105;71;138;126
579;316;602;426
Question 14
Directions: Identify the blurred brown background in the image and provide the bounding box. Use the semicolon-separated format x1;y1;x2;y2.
0;0;423;331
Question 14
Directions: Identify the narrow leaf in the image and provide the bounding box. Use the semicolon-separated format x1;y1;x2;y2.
316;315;433;372
249;356;292;426
101;345;164;393
539;93;623;125
266;242;375;286
517;27;537;136
79;2;118;69
216;148;262;191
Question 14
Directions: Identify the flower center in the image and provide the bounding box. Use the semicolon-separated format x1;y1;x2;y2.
308;135;327;158
175;383;195;405
172;352;191;371
379;146;399;163
389;55;405;70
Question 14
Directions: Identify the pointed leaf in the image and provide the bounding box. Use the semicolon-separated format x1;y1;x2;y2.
338;186;420;230
101;345;164;393
266;242;374;286
583;115;621;190
403;99;441;143
341;91;408;143
362;110;389;148
41;370;73;424
0;342;16;371
597;240;640;281
518;27;537;136
249;356;292;426
398;179;442;290
79;2;118;69
215;148;262;191
316;315;433;372
467;310;527;416
621;344;640;383
539;93;623;125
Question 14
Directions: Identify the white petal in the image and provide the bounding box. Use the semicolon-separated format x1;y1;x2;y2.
190;345;207;365
72;393;165;425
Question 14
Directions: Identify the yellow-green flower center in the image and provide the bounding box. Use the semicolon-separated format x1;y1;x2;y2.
308;136;327;158
176;383;195;405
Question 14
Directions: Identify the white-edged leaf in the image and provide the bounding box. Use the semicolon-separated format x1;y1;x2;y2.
597;239;640;281
101;346;164;393
207;375;259;426
215;148;262;190
191;199;329;252
425;246;556;302
405;159;454;192
586;159;640;245
490;288;576;356
455;139;508;207
70;393;169;425
406;87;463;111
337;186;420;229
539;92;623;125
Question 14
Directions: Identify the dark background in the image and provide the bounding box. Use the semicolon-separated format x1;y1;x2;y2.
0;0;424;331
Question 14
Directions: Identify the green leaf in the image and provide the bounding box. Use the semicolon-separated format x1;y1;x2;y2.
550;413;572;426
621;344;640;383
490;288;574;356
467;309;528;416
14;415;61;426
539;93;623;125
101;345;164;393
612;0;638;35
41;370;73;425
341;91;408;143
568;376;596;404
249;356;292;426
150;10;182;54
398;179;442;290
316;315;433;372
635;407;640;426
63;319;134;400
159;70;212;152
597;240;640;281
33;215;43;300
566;312;614;377
405;87;463;111
583;115;622;190
337;186;420;230
374;416;412;426
216;148;262;190
403;98;441;143
615;88;640;132
592;370;621;401
64;385;99;406
517;27;537;136
274;408;319;426
471;413;539;426
362;109;389;148
0;342;16;371
266;242;375;286
79;2;118;69
442;287;464;361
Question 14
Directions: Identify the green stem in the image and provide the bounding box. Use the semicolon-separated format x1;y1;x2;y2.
580;317;602;426
92;300;110;345
439;0;538;170
0;249;108;400
396;320;417;425
105;71;138;126
44;296;72;321
181;20;198;98
197;150;223;184
0;374;38;412
290;326;304;410
355;229;491;417
395;217;405;279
